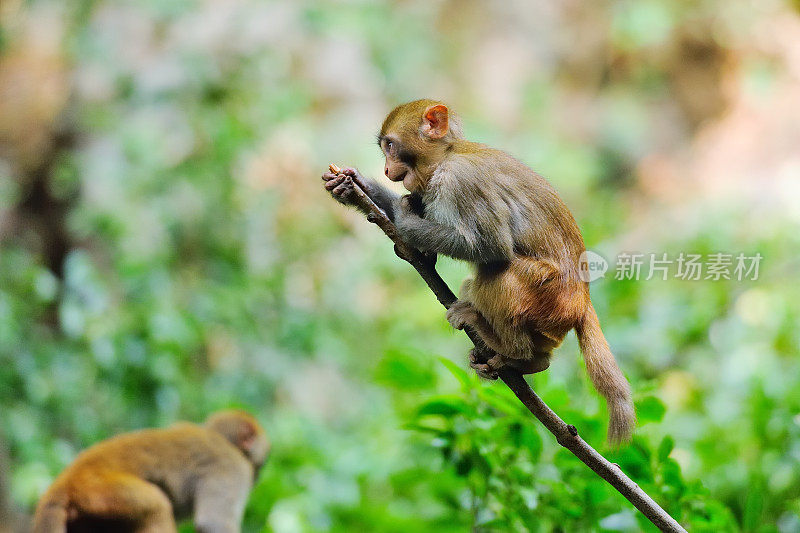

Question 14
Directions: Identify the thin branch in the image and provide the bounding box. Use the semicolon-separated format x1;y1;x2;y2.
328;164;686;533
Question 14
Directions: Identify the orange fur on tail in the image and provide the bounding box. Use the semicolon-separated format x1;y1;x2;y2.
575;303;635;444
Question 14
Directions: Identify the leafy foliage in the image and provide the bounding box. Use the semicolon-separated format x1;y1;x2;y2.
407;362;737;532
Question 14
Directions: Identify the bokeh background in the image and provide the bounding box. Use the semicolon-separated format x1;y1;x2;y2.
1;0;800;531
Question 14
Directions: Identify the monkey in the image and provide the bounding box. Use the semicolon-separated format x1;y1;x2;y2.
32;410;269;533
322;99;635;443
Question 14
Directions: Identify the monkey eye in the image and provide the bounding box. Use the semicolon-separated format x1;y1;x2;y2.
386;140;393;150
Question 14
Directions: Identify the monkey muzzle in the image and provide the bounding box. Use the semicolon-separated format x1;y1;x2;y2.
387;169;408;182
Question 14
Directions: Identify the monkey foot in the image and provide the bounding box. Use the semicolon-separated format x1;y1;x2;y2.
468;349;499;380
508;355;551;375
446;300;478;330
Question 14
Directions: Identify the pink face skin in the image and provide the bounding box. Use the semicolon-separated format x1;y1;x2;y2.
381;137;418;192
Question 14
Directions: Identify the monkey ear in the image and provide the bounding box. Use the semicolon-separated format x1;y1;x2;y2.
422;104;449;139
239;434;255;452
238;423;257;452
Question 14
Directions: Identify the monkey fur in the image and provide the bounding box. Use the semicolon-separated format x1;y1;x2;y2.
32;410;269;533
322;99;635;443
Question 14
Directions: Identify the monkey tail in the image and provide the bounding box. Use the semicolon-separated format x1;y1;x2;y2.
32;482;68;533
575;302;635;444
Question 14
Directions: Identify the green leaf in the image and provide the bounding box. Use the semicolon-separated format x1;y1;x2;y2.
636;396;666;424
660;459;685;495
478;386;522;416
520;424;542;461
403;421;450;436
414;395;473;418
657;436;674;463
374;348;434;390
438;356;472;389
743;478;765;531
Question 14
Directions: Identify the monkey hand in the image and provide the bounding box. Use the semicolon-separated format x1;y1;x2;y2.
322;167;360;205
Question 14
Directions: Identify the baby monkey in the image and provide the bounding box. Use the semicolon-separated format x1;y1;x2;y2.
33;410;268;533
323;99;635;443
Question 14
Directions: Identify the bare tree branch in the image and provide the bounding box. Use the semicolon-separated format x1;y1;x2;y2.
328;164;686;533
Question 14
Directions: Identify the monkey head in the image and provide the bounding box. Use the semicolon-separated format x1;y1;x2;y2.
378;99;463;193
205;410;270;472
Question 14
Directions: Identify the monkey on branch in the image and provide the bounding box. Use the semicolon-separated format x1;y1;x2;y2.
32;410;269;533
322;99;635;444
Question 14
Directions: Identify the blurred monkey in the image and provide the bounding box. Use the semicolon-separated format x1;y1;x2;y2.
33;410;269;533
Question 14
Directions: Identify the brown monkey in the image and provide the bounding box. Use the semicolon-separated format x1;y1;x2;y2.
322;99;635;443
32;410;269;533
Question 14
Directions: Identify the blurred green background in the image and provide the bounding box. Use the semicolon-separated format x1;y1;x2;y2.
1;0;799;531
